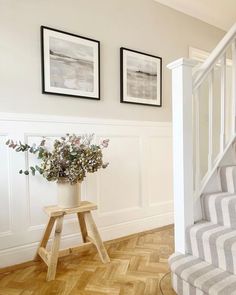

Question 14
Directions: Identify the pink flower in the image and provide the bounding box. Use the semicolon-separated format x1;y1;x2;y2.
101;139;109;148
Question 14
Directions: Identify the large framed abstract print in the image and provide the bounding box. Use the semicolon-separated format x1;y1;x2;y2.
41;26;100;100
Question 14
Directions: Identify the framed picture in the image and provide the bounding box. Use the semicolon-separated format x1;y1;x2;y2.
41;26;100;100
120;47;162;107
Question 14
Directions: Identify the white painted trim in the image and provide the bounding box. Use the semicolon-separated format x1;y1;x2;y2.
167;58;197;69
189;47;209;62
0;212;173;267
0;112;171;129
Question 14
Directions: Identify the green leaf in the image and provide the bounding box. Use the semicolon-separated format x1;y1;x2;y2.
35;165;43;174
16;147;22;152
30;166;36;176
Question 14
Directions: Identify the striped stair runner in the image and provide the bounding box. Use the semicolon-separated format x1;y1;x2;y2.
201;193;236;227
169;253;236;294
169;165;236;294
186;221;236;274
219;166;236;193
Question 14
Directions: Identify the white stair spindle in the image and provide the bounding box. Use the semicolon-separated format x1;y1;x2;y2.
232;39;236;135
194;90;200;193
208;72;214;171
167;58;196;254
220;54;226;153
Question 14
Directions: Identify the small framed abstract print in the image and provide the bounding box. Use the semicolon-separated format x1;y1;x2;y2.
120;47;162;107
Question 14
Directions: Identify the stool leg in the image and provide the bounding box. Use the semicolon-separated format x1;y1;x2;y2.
46;215;64;281
77;212;88;243
84;212;110;263
34;216;56;261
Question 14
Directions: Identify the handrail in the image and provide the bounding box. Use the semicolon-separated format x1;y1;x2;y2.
193;22;236;90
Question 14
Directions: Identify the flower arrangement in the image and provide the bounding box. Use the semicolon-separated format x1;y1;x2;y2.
6;134;109;184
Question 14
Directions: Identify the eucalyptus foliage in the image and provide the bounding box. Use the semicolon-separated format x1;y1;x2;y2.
6;134;109;184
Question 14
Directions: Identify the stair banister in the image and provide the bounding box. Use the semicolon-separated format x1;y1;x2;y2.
167;58;196;253
168;22;236;255
193;23;236;90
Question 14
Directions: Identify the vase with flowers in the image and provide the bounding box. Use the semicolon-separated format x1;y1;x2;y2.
6;134;109;208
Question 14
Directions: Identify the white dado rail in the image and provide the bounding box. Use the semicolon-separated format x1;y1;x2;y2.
168;22;236;253
0;112;173;267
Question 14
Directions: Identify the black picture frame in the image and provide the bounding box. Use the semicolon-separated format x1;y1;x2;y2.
120;47;162;107
41;26;100;100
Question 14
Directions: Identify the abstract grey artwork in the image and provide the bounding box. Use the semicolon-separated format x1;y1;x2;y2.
49;37;94;92
120;48;162;107
41;26;100;100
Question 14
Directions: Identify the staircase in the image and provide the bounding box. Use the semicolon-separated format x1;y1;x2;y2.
168;23;236;294
170;167;236;294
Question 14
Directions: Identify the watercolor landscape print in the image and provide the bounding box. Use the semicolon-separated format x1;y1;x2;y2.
121;48;162;107
41;27;100;99
49;37;94;92
127;54;157;100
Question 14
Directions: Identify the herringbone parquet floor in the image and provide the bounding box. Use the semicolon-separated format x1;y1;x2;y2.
0;226;175;295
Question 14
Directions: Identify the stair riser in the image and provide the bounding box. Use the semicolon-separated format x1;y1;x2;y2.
172;273;206;295
220;166;236;193
202;193;236;228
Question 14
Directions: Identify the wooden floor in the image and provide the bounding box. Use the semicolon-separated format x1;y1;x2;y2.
0;226;175;295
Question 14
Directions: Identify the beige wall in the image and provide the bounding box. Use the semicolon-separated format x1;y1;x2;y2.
0;0;225;121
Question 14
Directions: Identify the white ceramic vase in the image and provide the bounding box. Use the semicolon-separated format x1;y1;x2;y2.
57;178;81;208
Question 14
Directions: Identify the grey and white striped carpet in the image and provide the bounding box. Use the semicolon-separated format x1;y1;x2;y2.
202;192;236;228
170;165;236;294
219;166;236;194
169;253;236;295
186;221;236;274
172;273;206;295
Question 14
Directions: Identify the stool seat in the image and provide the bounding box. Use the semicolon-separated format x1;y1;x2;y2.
44;201;97;216
35;201;110;281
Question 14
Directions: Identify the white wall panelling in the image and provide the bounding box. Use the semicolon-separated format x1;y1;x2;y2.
0;113;173;267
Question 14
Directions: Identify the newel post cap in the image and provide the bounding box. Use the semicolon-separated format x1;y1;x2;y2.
167;58;197;70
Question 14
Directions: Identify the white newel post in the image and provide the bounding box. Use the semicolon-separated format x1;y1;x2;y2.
167;58;196;253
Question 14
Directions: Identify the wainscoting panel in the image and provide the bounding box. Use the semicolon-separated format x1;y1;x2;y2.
97;136;141;214
0;113;173;267
0;134;11;235
148;136;173;206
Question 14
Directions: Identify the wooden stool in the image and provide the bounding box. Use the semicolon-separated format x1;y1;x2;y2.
35;201;110;281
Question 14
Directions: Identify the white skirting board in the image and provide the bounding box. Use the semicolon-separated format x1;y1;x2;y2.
0;112;173;267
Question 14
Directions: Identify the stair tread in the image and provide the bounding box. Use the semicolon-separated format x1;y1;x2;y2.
219;165;236;169
169;252;236;295
202;191;235;197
